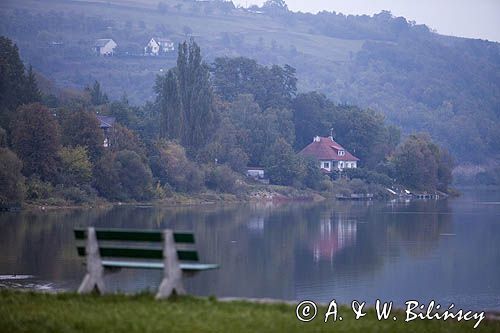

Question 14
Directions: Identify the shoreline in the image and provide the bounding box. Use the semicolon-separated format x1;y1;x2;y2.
19;187;328;212
6;183;472;213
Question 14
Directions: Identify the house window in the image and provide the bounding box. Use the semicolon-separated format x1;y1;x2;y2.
339;162;344;168
322;162;330;169
338;150;345;156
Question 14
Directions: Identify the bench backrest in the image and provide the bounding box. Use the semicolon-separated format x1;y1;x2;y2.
74;228;199;261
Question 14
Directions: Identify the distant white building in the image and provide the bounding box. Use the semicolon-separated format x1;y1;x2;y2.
144;37;175;56
246;167;265;179
246;167;269;184
94;39;117;56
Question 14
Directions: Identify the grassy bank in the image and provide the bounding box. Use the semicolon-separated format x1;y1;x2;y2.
20;185;326;211
1;291;499;333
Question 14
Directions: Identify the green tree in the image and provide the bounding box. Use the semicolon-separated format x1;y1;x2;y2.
155;70;183;140
58;146;92;186
0;37;41;128
263;138;304;186
150;140;204;192
262;0;289;13
114;150;154;201
85;81;109;106
391;134;453;191
155;40;216;153
24;65;42;103
292;92;333;150
293;93;399;168
226;94;295;166
0;148;25;205
211;57;297;109
11;103;61;181
302;157;326;190
198;115;249;172
105;96;141;129
205;164;241;193
0;127;7;147
60;109;104;162
110;123;146;160
93;150;154;201
93;152;122;200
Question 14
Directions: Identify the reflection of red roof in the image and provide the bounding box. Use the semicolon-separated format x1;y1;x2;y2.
300;137;359;161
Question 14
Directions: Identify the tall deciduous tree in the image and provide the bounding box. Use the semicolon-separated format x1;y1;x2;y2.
11;103;61;181
155;40;216;153
86;81;109;106
155;70;183;140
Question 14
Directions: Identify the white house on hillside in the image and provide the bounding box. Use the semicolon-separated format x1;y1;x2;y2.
94;39;117;56
299;136;359;172
144;38;175;56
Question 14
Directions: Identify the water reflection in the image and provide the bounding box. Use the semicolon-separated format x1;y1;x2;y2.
0;189;499;310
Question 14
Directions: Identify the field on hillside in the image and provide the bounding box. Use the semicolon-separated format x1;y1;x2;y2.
0;0;365;103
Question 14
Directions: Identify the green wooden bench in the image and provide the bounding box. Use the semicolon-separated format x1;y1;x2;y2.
74;227;219;298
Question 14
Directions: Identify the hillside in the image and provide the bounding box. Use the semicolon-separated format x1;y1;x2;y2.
0;0;499;164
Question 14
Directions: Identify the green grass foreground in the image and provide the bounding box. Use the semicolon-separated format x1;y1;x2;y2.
1;291;499;333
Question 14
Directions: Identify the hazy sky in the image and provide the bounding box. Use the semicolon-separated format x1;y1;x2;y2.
233;0;500;42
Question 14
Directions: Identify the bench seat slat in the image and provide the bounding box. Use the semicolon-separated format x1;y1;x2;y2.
74;228;195;244
101;260;219;271
77;246;199;261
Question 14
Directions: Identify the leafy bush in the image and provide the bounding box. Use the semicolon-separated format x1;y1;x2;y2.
302;157;327;190
344;168;393;186
114;150;154;201
93;150;154;201
58;146;93;186
0;148;25;205
25;176;54;201
55;185;95;204
391;133;453;191
205;164;242;193
151;141;204;193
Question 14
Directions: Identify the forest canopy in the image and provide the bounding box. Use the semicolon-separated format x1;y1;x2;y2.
0;37;456;207
0;2;498;166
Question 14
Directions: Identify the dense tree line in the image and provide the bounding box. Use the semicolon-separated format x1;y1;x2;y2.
0;37;454;207
1;2;497;168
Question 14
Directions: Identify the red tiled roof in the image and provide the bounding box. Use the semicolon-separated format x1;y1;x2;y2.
299;137;359;161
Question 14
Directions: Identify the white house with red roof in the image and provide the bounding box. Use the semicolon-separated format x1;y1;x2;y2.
299;136;359;172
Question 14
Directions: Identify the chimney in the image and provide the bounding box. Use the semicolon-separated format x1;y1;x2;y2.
329;128;335;141
313;136;320;142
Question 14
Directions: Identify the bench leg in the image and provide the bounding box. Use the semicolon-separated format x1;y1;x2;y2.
78;227;105;294
156;230;185;299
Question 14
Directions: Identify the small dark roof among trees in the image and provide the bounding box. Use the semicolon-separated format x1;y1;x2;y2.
96;115;116;128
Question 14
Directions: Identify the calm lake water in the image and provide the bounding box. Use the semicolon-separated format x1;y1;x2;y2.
1;188;499;310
